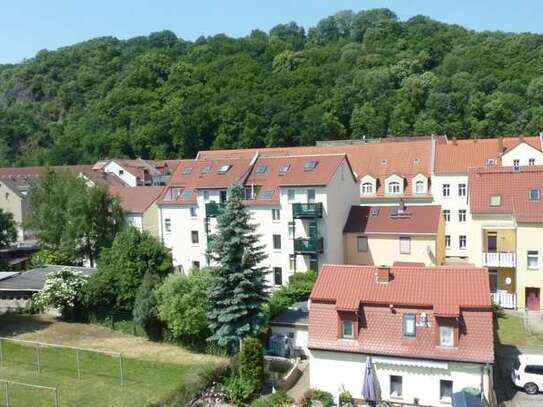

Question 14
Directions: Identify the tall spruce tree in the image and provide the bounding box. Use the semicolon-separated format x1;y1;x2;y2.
206;183;268;353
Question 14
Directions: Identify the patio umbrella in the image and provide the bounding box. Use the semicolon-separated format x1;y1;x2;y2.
362;358;377;406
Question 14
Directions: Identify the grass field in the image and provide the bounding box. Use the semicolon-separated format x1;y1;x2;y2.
494;312;543;347
0;314;225;407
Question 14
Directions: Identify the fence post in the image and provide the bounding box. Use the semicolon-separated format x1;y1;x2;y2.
4;381;8;407
54;387;59;407
76;348;81;380
36;343;41;373
119;354;124;386
0;338;3;368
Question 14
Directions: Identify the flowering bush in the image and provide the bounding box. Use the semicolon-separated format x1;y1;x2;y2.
32;267;88;319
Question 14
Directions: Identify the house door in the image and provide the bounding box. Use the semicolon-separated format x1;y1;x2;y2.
489;270;498;293
487;233;498;252
526;288;541;312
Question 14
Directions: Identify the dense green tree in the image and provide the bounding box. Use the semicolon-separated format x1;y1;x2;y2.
28;169;124;266
133;272;163;340
0;209;16;249
85;227;173;312
206;183;267;353
2;10;543;165
156;268;212;347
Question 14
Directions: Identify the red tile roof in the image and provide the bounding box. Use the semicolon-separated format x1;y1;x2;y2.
435;136;542;174
343;205;442;235
158;158;252;205
309;264;493;364
198;138;433;180
110;186;164;213
243;154;354;204
82;171;128;188
469;166;543;222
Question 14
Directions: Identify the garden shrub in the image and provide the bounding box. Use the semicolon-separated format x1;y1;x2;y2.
251;391;293;406
239;337;265;394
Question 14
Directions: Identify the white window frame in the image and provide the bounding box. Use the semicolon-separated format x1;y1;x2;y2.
443;210;450;222
458;209;466;223
357;236;368;252
400;237;411;254
164;218;172;233
361;182;374;195
388;181;401;195
341;320;354;339
414;180;425;194
445;235;451;249
440;326;454;347
403;314;416;337
458;183;466;197
190;207;197;218
272;234;282;251
203;190;210;202
459;235;467;250
288;222;295;239
191;230;199;245
490;195;501;207
390;375;403;398
529;158;536;166
528;250;539;270
272;208;281;221
307;189;316;203
273;267;282;286
439;380;453;403
442;184;450;197
287;189;295;202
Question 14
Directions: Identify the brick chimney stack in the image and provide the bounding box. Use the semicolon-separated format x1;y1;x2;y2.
497;136;504;153
375;266;392;284
399;198;406;213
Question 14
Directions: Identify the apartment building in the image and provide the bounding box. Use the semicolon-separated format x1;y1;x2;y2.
157;154;359;286
469;166;543;311
308;264;494;406
343;203;445;266
433;135;543;261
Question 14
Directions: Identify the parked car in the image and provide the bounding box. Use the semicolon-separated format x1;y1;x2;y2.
512;354;543;394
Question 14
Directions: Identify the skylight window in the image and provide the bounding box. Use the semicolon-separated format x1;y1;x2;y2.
182;167;193;175
182;190;193;200
304;160;318;171
279;164;290;174
490;195;501;207
260;190;274;200
486;159;496;167
255;165;268;174
218;164;231;174
201;166;211;174
529;189;541;201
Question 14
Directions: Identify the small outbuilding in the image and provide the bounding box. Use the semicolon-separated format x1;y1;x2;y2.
269;301;309;358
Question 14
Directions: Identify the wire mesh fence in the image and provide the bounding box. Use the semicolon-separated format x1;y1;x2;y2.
0;380;59;407
0;337;124;385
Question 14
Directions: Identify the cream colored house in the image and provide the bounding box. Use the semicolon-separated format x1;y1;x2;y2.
343;203;445;267
469;166;543;311
0;176;33;240
110;186;163;237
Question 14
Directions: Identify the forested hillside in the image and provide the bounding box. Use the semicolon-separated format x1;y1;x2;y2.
2;9;543;165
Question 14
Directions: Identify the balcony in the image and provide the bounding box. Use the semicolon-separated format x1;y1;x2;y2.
491;290;517;309
294;237;324;254
292;203;323;219
205;202;225;218
482;252;516;268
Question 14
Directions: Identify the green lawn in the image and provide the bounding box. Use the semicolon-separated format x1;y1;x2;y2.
494;312;543;347
0;315;224;407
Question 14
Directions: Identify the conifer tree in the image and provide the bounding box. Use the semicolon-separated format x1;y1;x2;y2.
207;183;268;353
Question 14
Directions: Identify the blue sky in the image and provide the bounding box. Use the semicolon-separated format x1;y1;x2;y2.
0;0;541;64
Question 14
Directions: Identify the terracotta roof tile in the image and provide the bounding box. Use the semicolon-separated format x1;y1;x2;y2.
435;136;542;174
469;165;543;222
309;264;493;363
343;205;442;235
110;186;164;213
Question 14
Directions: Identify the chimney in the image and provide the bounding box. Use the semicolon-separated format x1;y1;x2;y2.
399;198;406;212
497;136;504;153
375;266;392;284
519;134;524;143
452;137;458;146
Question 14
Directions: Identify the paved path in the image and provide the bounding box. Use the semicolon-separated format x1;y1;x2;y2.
287;362;309;402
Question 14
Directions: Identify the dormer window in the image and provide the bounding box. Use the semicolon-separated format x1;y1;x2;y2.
341;320;354;339
165;187;182;201
486;159;496;167
279;164;290;174
182;167;193;175
201;166;211;174
255;164;267;174
218;164;231;174
304;160;318;171
439;326;454;347
490;195;501;207
414;180;425;194
182;190;193;200
260;190;274;200
403;314;416;337
529;158;536;166
362;182;374;195
388;181;401;194
529;189;540;201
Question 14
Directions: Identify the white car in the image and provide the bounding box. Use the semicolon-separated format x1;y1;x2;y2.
511;354;543;394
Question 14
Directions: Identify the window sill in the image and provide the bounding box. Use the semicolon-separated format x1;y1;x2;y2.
390;395;403;400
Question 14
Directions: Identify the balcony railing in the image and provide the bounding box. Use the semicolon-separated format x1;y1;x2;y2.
482;252;516;267
205;202;225;218
491;290;517;309
294;237;324;254
292;203;323;218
